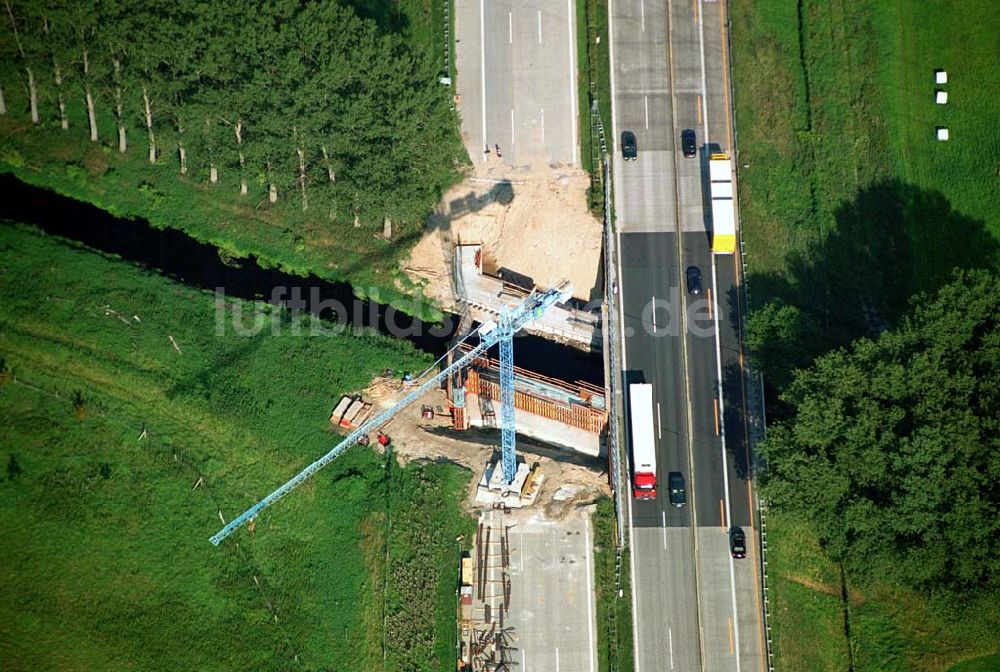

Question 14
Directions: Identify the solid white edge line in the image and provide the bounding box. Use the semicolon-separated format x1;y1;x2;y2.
711;256;741;672
480;0;487;162
584;517;596;672
696;0;710;143
627;473;640;672
567;0;578;166
698;0;742;664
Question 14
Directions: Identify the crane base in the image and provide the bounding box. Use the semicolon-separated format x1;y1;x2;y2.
474;459;543;508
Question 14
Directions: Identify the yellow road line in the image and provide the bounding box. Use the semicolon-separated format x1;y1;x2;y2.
713;398;720;435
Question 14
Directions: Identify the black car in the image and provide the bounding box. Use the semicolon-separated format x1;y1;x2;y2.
686;266;702;295
729;526;747;559
681;129;697;158
621;130;638;161
668;471;686;507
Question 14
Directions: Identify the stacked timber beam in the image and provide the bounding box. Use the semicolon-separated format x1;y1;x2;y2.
466;510;518;672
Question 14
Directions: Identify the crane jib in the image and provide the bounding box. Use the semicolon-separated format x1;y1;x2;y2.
209;284;571;546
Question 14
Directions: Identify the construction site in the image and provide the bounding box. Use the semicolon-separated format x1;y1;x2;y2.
456;506;597;672
206;1;615;665
316;285;609;672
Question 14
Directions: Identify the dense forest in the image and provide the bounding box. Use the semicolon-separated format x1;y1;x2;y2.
760;270;1000;593
0;0;464;228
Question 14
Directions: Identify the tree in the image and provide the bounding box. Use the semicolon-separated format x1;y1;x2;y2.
746;298;823;392
1;0;465;226
3;0;40;123
99;0;131;153
67;3;101;142
761;270;1000;592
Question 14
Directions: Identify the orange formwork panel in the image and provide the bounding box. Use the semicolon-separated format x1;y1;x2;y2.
453;405;468;430
466;369;607;434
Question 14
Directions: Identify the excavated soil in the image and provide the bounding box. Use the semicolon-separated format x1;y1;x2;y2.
403;155;604;306
364;378;608;518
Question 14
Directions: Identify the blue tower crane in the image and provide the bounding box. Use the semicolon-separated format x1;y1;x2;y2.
210;282;572;545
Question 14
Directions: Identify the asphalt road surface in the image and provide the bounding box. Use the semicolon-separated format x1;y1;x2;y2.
610;0;766;670
456;0;579;168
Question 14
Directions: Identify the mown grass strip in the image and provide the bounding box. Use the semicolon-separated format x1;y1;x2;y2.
0;222;474;671
577;0;613;216
593;498;634;672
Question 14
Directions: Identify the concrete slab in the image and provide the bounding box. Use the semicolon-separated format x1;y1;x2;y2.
456;245;601;349
475;461;545;507
455;0;580;170
466;392;602;457
508;510;598;672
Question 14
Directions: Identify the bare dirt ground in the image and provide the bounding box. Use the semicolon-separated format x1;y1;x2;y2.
403;155;604;305
365;379;609;518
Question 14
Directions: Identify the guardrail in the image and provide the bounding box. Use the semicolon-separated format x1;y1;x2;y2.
580;0;623;552
721;1;775;669
759;498;775;671
602;155;625;551
442;0;453;84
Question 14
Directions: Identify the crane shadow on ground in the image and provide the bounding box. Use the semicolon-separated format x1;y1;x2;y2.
419;425;604;471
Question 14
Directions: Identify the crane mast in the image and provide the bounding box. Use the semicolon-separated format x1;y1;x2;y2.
210;282;571;546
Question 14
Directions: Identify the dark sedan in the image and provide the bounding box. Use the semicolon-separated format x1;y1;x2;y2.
686;266;702;295
681;128;697;158
668;471;687;507
621;130;638;161
729;526;747;559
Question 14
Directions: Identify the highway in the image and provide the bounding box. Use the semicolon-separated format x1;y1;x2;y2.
610;0;767;670
456;0;579;167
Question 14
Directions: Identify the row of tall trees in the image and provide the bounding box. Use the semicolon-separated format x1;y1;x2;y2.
760;270;1000;592
0;0;463;225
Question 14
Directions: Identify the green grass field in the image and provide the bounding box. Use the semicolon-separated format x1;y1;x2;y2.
732;0;999;317
0;123;443;320
763;511;850;672
731;0;1000;669
948;653;1000;672
763;511;1000;672
0;222;475;671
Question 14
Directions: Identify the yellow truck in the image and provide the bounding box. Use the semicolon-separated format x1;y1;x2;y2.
709;153;737;254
